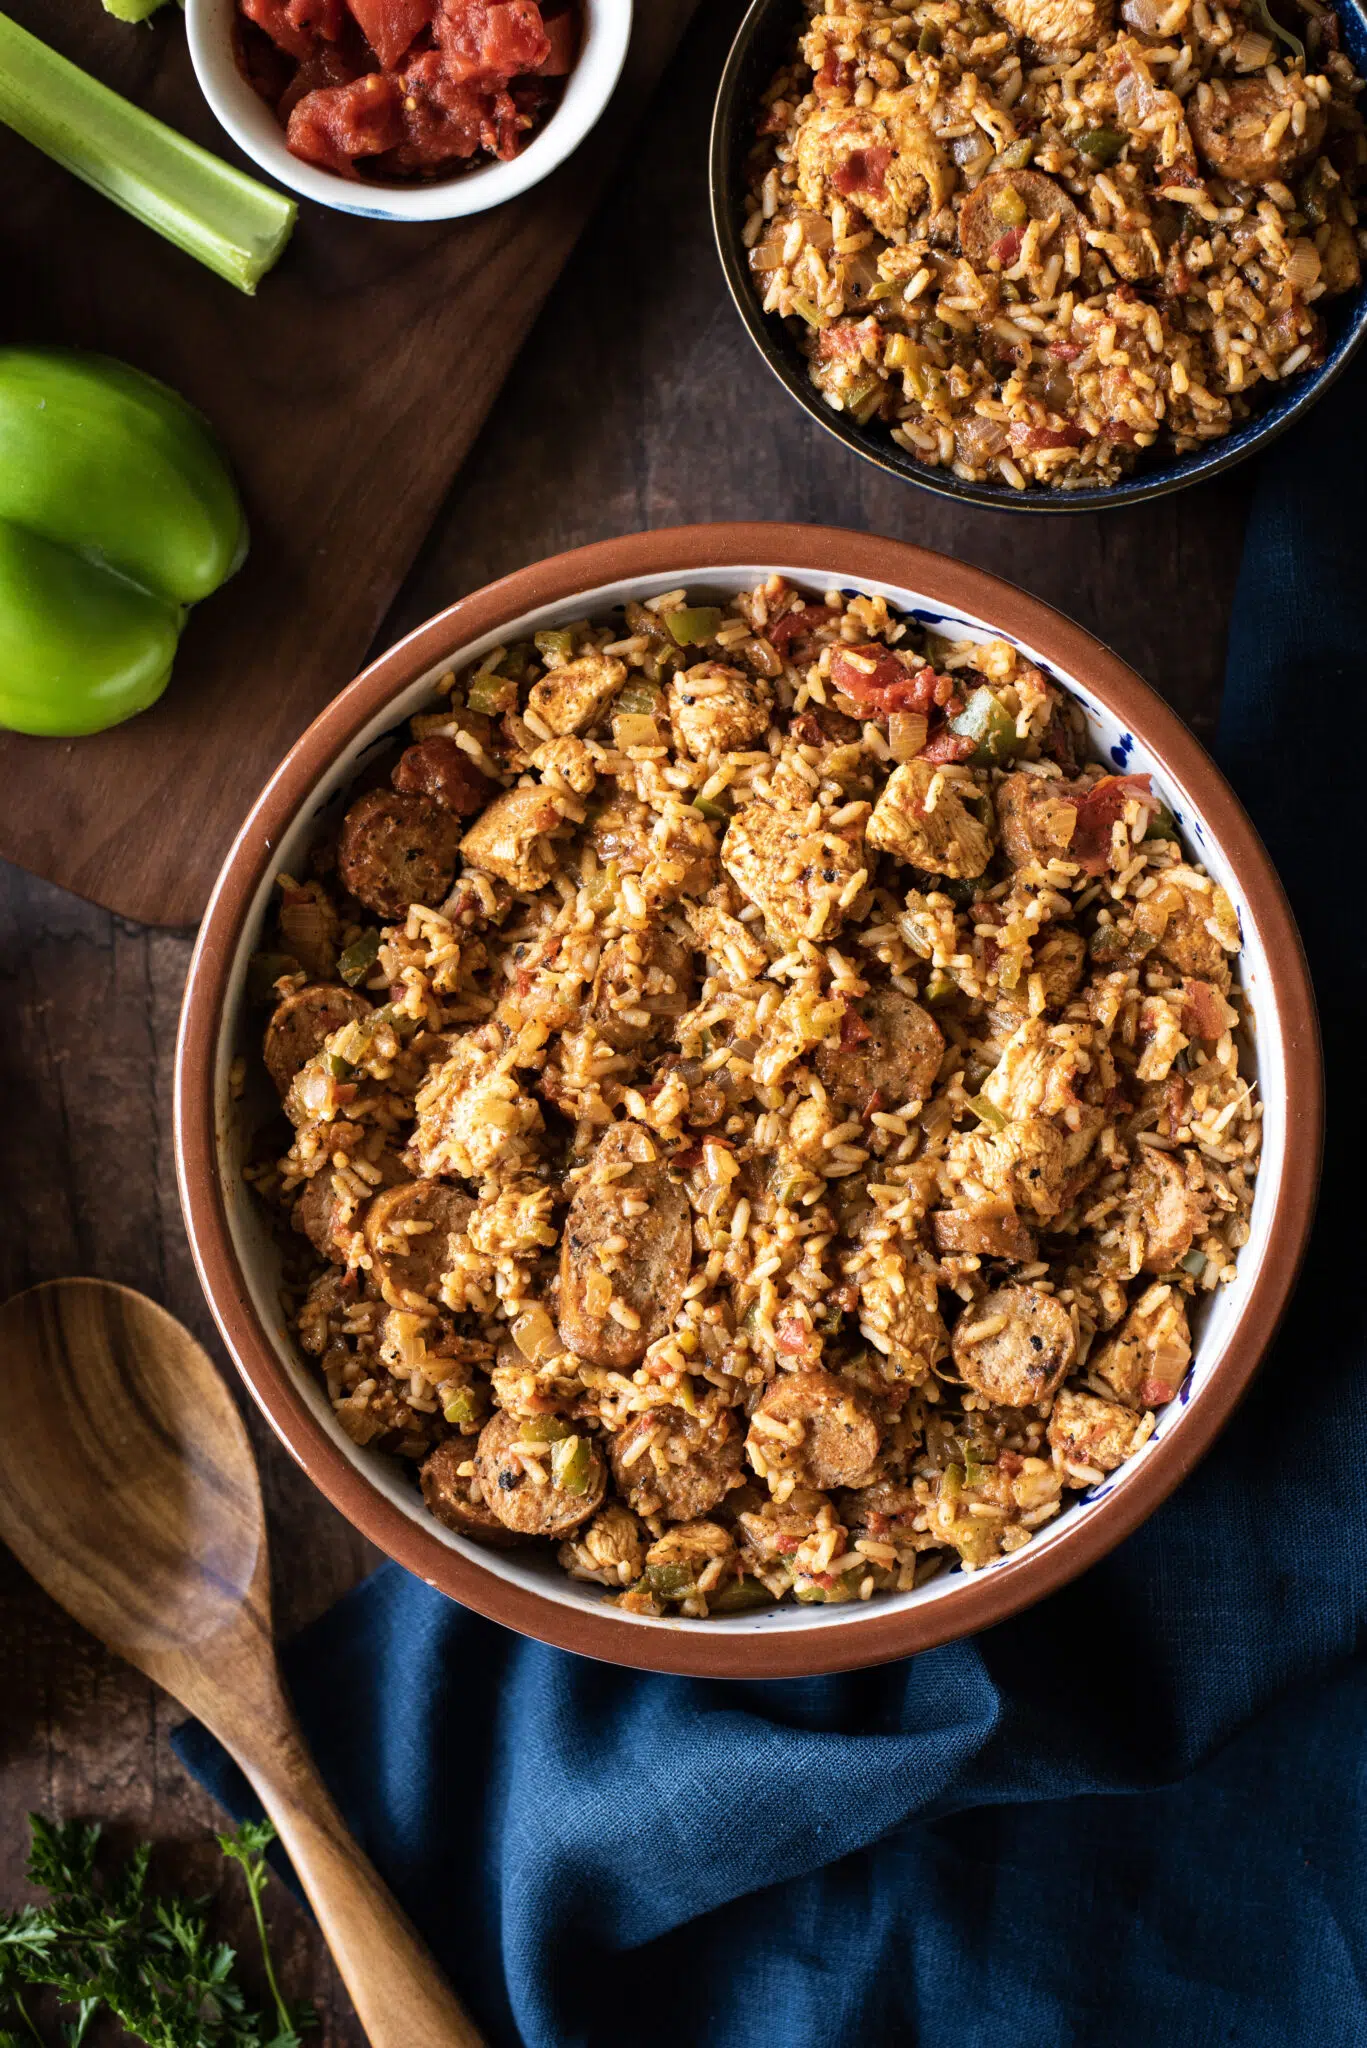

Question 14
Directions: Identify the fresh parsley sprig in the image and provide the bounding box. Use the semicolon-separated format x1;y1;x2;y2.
0;1815;314;2048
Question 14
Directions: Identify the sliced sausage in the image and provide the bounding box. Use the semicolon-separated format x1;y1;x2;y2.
420;1438;522;1547
338;788;463;921
263;984;370;1096
474;1410;606;1537
932;1208;1039;1262
363;1179;473;1305
814;988;944;1112
959;171;1083;269
558;1121;691;1368
588;929;695;1051
1190;78;1326;189
392;736;497;817
995;771;1083;869
746;1369;881;1491
951;1285;1075;1406
607;1406;745;1522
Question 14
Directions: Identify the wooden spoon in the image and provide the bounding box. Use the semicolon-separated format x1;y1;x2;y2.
0;1278;484;2048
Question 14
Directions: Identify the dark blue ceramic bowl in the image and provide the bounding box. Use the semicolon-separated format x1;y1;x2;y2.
710;0;1367;512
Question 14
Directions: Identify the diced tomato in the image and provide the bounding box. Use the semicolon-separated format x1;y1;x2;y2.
1182;978;1233;1041
770;603;837;655
241;0;317;63
919;727;977;764
776;1317;811;1356
1069;773;1156;874
1011;422;1086;453
832;144;891;197
537;5;578;73
1140;1377;1178;1406
831;645;938;717
1104;421;1140;445
290;0;347;36
862;1088;885;1122
1048;341;1083;361
392;51;486;165
437;0;550;84
286;70;405;171
993;226;1024;266
278;41;361;117
840;1004;873;1051
999;1451;1024;1477
346;0;432;69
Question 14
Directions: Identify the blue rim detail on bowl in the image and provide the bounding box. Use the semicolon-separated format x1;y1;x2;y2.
709;0;1367;513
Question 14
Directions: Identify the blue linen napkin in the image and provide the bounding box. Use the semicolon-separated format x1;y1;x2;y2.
176;369;1367;2048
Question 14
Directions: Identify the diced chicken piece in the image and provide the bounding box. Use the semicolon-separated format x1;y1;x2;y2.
591;792;717;904
642;1519;737;1595
855;1254;948;1383
982;1016;1090;1122
530;735;597;795
1127;1146;1210;1273
1048;1387;1144;1473
1148;874;1240;989
959;171;1086;269
949;1115;1070;1221
1189;76;1326;188
465;1177;558;1258
867;758;993;880
392;736;497;817
1319;218;1362;297
932;1207;1039;1262
813;988;944;1112
263;984;370;1096
412;1030;544;1181
458;784;567;893
1089;1284;1191;1407
338;789;463;920
747;1369;882;1491
667;662;772;757
795;100;951;238
475;1411;606;1537
951;1285;1076;1406
526;652;626;736
558;1502;648;1587
421;1438;522;1547
558;1121;691;1368
995;772;1081;869
363;1180;473;1306
588;928;696;1050
989;0;1112;45
1181;978;1237;1042
1031;927;1087;1009
722;797;865;946
608;1406;745;1522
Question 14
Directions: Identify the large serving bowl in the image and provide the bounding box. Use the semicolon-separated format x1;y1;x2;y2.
710;0;1367;514
175;523;1321;1676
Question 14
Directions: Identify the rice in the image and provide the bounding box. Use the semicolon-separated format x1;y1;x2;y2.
249;574;1259;1618
742;0;1365;491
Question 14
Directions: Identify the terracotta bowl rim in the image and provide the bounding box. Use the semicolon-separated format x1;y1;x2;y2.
174;521;1323;1678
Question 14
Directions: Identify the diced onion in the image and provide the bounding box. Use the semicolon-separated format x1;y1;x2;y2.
513;1304;560;1364
889;712;929;761
1285;239;1321;292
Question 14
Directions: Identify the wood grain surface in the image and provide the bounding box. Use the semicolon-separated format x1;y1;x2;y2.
0;0;698;928
0;3;1254;2041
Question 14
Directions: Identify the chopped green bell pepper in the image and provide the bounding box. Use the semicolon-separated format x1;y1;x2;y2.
951;684;1020;765
0;347;246;737
665;606;723;648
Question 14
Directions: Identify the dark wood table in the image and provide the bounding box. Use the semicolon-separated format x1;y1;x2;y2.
0;4;1250;2038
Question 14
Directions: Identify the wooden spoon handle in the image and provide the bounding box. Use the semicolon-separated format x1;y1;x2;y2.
231;1715;485;2048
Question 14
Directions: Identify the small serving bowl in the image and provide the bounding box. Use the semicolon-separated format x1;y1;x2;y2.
186;0;633;222
175;523;1322;1677
710;0;1367;513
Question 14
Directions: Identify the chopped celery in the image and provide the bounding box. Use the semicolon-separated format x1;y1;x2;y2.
443;1389;480;1427
521;1415;574;1443
1075;127;1126;164
550;1434;592;1494
664;606;722;648
466;670;518;717
104;0;173;17
790;294;827;328
641;1563;695;1598
924;970;956;1003
324;1052;356;1081
1143;799;1181;844
994;137;1035;170
709;1576;776;1615
338;929;381;987
534;627;576;662
615;679;664;716
0;10;295;294
691;796;730;822
845;377;884;425
951;685;1019;765
966;1092;1008;1130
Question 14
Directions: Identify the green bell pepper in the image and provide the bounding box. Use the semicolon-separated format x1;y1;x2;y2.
0;347;246;736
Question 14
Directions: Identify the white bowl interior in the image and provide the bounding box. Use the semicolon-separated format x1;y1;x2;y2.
186;0;633;222
213;565;1282;1636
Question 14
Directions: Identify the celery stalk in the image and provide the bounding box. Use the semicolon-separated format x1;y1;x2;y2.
0;10;295;294
103;0;173;20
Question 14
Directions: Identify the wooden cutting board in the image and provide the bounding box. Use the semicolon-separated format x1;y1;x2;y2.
0;0;699;925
